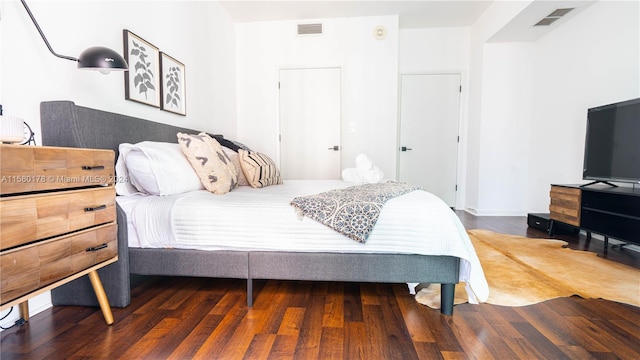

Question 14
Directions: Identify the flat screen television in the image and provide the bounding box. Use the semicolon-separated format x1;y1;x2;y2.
582;97;640;186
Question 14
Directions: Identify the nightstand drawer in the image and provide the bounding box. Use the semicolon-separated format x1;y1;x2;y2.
0;145;114;195
0;223;117;305
0;187;116;251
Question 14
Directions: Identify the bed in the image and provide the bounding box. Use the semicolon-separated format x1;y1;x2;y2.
41;100;487;315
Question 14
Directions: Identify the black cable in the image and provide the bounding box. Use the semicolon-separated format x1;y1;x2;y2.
0;307;15;330
0;307;13;321
0;307;26;330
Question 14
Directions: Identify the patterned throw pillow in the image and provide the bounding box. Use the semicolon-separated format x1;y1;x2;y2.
238;149;283;188
222;147;249;186
177;132;238;194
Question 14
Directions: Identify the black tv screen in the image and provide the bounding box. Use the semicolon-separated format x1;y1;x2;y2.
583;97;640;184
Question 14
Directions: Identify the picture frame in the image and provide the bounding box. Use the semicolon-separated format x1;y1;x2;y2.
123;30;160;108
159;52;186;115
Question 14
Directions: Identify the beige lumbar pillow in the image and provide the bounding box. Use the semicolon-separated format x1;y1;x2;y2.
177;132;238;194
238;149;282;188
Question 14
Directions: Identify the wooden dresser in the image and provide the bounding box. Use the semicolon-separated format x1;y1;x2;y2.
0;144;118;325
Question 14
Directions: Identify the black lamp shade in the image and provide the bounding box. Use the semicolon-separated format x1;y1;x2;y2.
77;46;128;72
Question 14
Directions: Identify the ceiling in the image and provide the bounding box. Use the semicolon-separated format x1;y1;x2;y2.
219;1;495;29
488;0;595;42
219;1;597;41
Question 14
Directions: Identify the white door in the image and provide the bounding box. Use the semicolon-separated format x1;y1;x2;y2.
399;74;461;207
279;68;341;180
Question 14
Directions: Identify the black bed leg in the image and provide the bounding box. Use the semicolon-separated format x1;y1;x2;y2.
247;278;253;307
441;283;455;315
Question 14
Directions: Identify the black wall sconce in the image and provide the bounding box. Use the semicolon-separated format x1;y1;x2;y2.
21;0;128;74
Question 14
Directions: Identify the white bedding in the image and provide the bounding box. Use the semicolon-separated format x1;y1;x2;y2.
116;180;489;303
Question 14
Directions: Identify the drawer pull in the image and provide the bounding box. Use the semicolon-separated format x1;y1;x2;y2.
85;204;107;212
82;165;105;171
86;243;108;252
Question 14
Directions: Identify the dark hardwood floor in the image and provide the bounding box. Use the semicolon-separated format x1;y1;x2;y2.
2;212;639;359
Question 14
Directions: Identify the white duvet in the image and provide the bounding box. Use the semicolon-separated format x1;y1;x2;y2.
116;180;489;303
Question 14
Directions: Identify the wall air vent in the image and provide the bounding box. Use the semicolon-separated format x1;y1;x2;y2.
534;8;574;26
297;23;323;35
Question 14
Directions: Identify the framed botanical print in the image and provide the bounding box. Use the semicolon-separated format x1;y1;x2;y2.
160;52;186;115
123;30;160;107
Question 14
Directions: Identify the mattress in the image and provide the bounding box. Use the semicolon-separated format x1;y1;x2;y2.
116;180;489;302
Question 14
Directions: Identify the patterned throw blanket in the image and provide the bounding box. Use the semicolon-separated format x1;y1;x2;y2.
291;181;421;243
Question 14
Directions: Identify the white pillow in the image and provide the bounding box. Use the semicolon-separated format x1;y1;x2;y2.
114;144;140;195
115;141;204;196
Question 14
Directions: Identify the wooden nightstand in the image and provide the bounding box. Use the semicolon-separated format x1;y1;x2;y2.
0;144;118;325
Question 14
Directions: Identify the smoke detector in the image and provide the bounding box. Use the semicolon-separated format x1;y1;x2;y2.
373;25;387;40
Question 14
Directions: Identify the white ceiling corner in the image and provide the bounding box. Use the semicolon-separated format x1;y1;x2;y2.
488;0;597;42
219;0;597;42
219;0;495;29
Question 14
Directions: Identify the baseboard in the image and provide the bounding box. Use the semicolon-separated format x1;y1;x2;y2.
463;207;526;216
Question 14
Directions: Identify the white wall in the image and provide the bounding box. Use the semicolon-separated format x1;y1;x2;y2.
477;42;533;215
463;0;638;215
0;0;237;141
398;27;470;209
526;0;640;212
465;0;533;215
0;0;237;328
399;27;471;71
236;16;399;178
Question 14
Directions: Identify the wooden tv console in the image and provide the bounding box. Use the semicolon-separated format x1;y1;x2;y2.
549;184;640;256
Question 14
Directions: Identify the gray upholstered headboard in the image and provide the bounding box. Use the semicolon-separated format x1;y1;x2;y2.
41;100;200;308
40;100;198;155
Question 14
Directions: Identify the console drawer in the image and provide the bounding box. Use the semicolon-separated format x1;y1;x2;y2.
0;187;116;251
0;223;117;305
549;185;581;226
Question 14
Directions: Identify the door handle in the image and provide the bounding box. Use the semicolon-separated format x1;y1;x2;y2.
401;146;413;152
328;145;340;151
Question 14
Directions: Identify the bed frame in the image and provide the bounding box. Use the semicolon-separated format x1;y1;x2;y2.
41;100;459;315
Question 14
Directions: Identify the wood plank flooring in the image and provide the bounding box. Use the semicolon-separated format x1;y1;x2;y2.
2;212;639;359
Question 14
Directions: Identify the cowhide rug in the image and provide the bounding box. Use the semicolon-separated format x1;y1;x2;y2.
416;229;640;309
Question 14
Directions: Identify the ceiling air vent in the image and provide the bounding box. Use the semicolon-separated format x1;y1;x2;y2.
534;8;574;26
297;23;323;36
